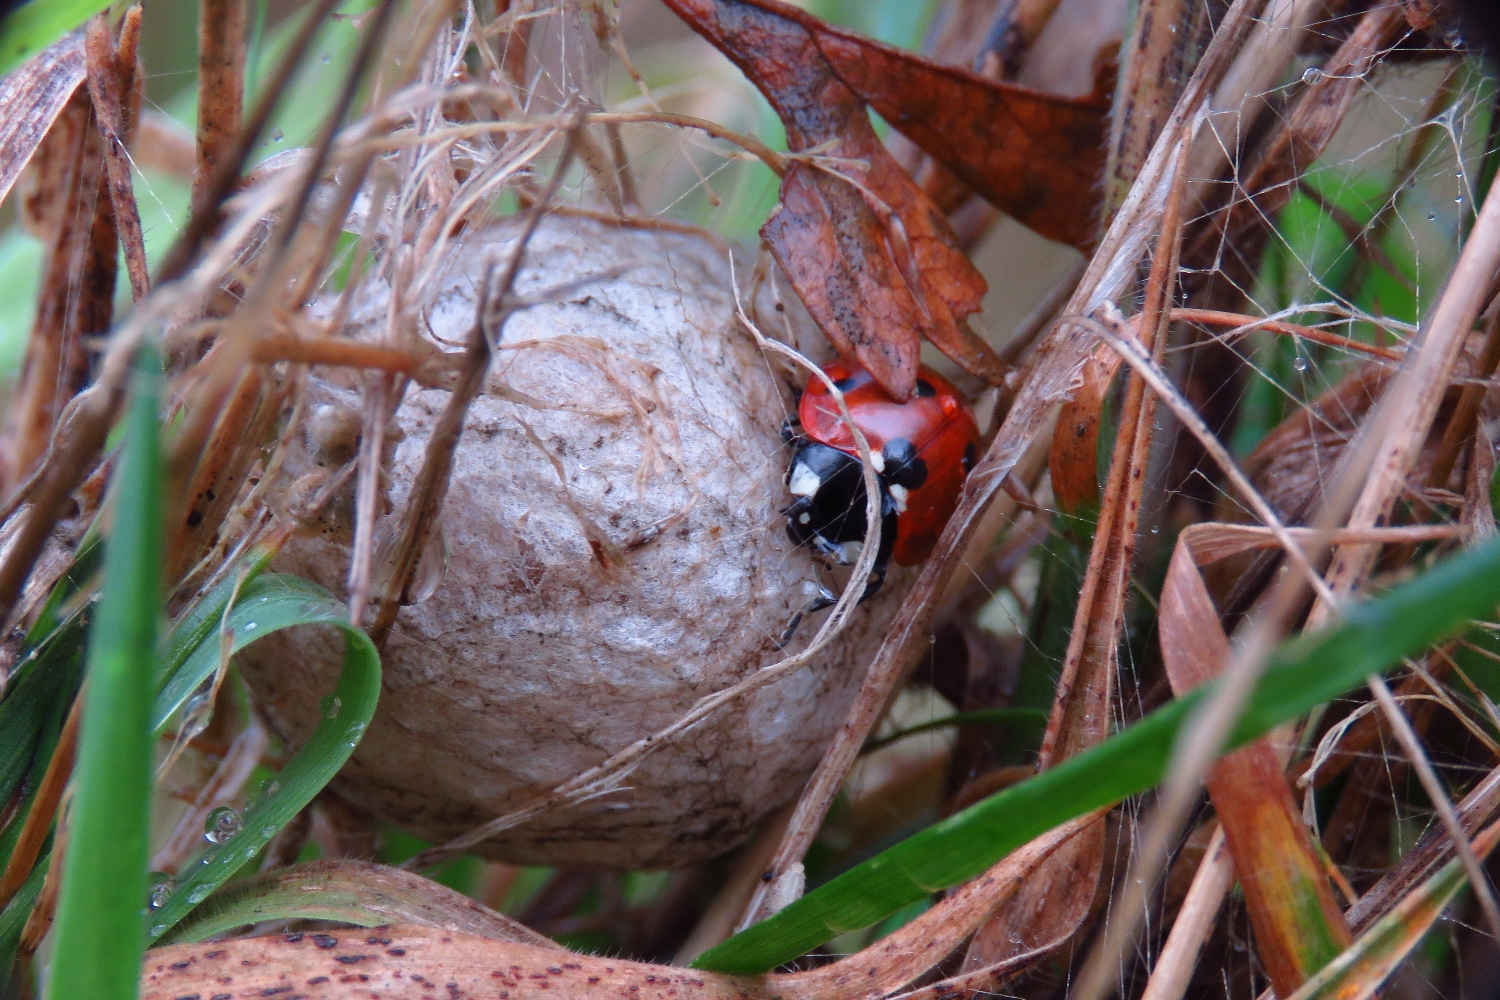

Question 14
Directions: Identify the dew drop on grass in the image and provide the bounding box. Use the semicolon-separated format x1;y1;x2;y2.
1429;212;1438;221
260;779;281;798
151;924;166;937
187;886;212;904
1293;355;1308;372
147;873;174;910
242;621;257;632
1301;66;1323;85
322;695;342;719
271;128;284;142
204;806;243;844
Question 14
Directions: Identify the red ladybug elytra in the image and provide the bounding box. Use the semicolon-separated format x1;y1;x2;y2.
778;361;980;644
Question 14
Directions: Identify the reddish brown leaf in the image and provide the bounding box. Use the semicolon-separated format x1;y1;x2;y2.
1159;528;1352;996
809;24;1106;248
663;0;1108;399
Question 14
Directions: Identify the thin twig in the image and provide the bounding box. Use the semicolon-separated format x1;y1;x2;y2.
192;0;247;221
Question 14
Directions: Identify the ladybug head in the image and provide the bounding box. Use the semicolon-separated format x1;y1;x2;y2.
782;440;900;570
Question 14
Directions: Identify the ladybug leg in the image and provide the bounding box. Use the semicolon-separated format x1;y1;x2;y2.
774;584;839;650
780;414;803;444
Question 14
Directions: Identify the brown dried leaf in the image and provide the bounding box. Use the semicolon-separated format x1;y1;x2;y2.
0;31;85;212
0;63;117;493
663;0;1106;398
145;819;1097;1000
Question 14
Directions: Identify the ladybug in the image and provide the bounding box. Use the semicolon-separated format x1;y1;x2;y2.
778;361;981;644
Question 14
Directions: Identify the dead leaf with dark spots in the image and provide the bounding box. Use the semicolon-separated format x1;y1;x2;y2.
663;0;1104;399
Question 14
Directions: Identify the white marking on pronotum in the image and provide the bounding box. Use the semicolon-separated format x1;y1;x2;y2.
788;461;822;497
798;512;811;524
889;483;909;513
869;450;885;473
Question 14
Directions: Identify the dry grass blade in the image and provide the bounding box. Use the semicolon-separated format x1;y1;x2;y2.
0;30;85;212
1362;675;1500;938
191;0;246;220
0;53;117;497
83;7;148;303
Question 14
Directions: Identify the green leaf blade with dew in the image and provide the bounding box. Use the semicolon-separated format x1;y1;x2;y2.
143;572;381;944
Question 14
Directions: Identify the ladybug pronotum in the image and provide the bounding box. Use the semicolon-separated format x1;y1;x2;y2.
778;362;981;642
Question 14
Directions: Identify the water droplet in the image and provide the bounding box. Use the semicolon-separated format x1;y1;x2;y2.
323;695;342;719
261;826;277;838
1429;212;1438;222
1457;195;1465;205
187;886;212;904
271;128;284;142
1293;355;1308;372
147;873;174;909
260;779;280;798
151;924;166;937
242;621;257;632
204;806;243;844
320;52;331;63
1301;66;1323;85
1150;525;1160;534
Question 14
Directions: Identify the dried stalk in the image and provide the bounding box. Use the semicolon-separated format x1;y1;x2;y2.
84;7;148;302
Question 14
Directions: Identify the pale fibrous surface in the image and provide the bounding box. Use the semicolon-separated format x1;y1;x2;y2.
238;214;907;869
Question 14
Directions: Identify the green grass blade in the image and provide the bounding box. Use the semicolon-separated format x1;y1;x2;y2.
143;573;381;943
0;1;110;78
695;536;1500;973
0;862;46;971
45;348;162;1000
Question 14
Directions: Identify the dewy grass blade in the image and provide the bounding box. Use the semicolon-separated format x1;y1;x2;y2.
143;573;380;943
695;535;1500;974
45;348;162;1000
